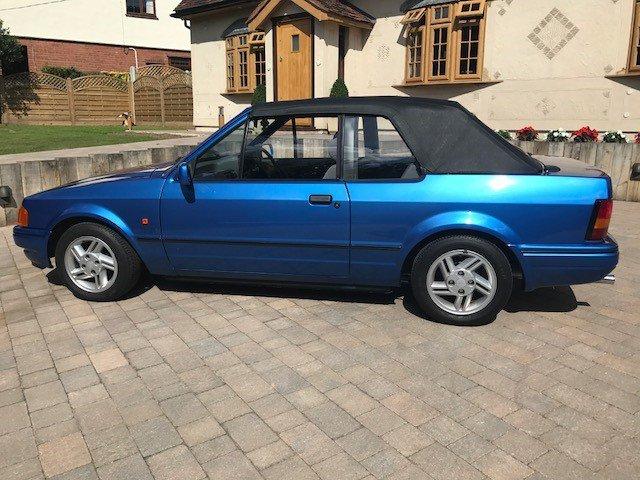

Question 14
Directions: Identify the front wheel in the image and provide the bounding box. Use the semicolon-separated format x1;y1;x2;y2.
55;222;142;302
410;236;513;326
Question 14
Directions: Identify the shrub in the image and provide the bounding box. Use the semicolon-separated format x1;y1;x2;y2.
546;129;571;142
252;83;266;105
329;78;349;98
41;65;85;79
516;126;538;141
496;130;512;140
602;131;627;144
572;126;599;142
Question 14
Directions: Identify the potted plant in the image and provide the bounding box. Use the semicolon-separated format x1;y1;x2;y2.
572;126;599;142
516;126;538;141
547;129;571;142
329;78;349;98
602;131;627;143
251;84;267;129
496;130;512;140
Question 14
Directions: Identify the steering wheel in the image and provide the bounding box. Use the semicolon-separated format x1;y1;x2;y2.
261;147;289;179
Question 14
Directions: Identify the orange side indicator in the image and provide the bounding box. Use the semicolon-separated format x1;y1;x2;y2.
141;218;150;226
17;206;29;227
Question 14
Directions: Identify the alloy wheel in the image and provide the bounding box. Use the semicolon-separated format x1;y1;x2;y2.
64;236;118;293
426;249;497;316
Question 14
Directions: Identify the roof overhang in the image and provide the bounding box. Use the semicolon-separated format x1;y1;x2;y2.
248;0;374;30
172;0;257;19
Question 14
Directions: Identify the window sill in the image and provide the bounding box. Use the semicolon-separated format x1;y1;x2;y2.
126;13;158;20
395;79;502;87
605;71;640;79
224;90;254;95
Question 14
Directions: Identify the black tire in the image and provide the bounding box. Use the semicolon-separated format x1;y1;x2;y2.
410;235;513;326
55;222;142;302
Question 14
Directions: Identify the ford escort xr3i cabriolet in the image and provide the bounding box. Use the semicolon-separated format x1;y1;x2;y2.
13;97;618;325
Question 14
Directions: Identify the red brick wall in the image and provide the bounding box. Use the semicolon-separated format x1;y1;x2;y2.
18;37;190;73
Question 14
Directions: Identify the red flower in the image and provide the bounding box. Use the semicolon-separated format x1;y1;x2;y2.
572;126;599;142
516;126;538;141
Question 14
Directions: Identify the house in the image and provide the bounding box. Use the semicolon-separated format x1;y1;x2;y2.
172;0;640;132
0;0;191;74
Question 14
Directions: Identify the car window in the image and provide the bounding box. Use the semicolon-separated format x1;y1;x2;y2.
192;121;245;181
242;116;340;180
342;115;423;180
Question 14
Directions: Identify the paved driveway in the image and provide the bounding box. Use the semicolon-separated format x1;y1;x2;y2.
1;202;639;480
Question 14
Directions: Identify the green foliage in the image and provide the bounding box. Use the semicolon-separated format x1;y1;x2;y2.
329;78;349;98
602;131;628;144
0;19;24;72
252;83;266;105
496;130;512;140
41;65;86;79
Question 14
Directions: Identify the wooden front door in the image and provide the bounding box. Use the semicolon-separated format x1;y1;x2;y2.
275;17;313;102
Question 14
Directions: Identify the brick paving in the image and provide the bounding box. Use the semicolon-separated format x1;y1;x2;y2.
1;201;639;480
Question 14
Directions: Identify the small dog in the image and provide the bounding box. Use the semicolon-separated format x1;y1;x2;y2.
118;112;135;131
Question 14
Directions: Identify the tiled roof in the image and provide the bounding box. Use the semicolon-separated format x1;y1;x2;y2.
174;0;374;26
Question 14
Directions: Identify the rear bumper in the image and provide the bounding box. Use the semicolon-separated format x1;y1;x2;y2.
520;236;619;291
13;226;52;269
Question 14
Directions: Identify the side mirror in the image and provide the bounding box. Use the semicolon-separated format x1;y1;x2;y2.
0;186;13;208
177;162;192;187
631;163;640;182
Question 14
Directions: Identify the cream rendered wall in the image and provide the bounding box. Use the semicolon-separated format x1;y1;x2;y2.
188;0;638;131
345;0;638;132
190;10;249;129
0;0;189;51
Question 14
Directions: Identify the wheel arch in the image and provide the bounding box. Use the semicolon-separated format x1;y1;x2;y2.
47;215;139;259
400;228;524;285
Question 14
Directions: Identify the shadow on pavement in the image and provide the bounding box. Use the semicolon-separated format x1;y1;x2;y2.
505;286;580;313
47;268;581;317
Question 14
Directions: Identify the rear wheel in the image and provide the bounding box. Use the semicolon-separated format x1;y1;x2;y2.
410;236;513;325
55;222;141;302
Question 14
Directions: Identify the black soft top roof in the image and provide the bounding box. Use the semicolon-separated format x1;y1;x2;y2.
251;96;542;175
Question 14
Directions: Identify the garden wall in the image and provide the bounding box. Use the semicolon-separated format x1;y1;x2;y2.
1;139;639;227
0;143;197;227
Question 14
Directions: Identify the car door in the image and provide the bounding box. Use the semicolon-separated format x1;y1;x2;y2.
160;114;351;282
341;115;429;287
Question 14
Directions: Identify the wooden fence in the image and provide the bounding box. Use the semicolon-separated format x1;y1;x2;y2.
1;67;193;126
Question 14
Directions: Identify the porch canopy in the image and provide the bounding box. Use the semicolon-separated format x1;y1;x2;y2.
173;0;375;30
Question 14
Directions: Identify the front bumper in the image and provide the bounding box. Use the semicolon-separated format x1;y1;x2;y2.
520;236;619;291
13;226;52;269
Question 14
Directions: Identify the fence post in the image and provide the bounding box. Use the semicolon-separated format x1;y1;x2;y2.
66;78;76;125
159;78;166;127
129;77;136;125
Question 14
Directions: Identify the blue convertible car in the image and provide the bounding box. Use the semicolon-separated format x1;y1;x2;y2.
13;97;618;325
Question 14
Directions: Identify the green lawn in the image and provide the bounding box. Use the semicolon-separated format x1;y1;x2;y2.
0;124;185;156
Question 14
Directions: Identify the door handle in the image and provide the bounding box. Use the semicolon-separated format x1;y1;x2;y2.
309;194;333;205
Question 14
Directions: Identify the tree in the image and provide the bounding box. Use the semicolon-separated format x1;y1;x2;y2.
0;19;36;121
0;19;24;75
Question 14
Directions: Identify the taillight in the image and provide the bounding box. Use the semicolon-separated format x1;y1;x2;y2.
587;199;613;240
17;205;29;227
